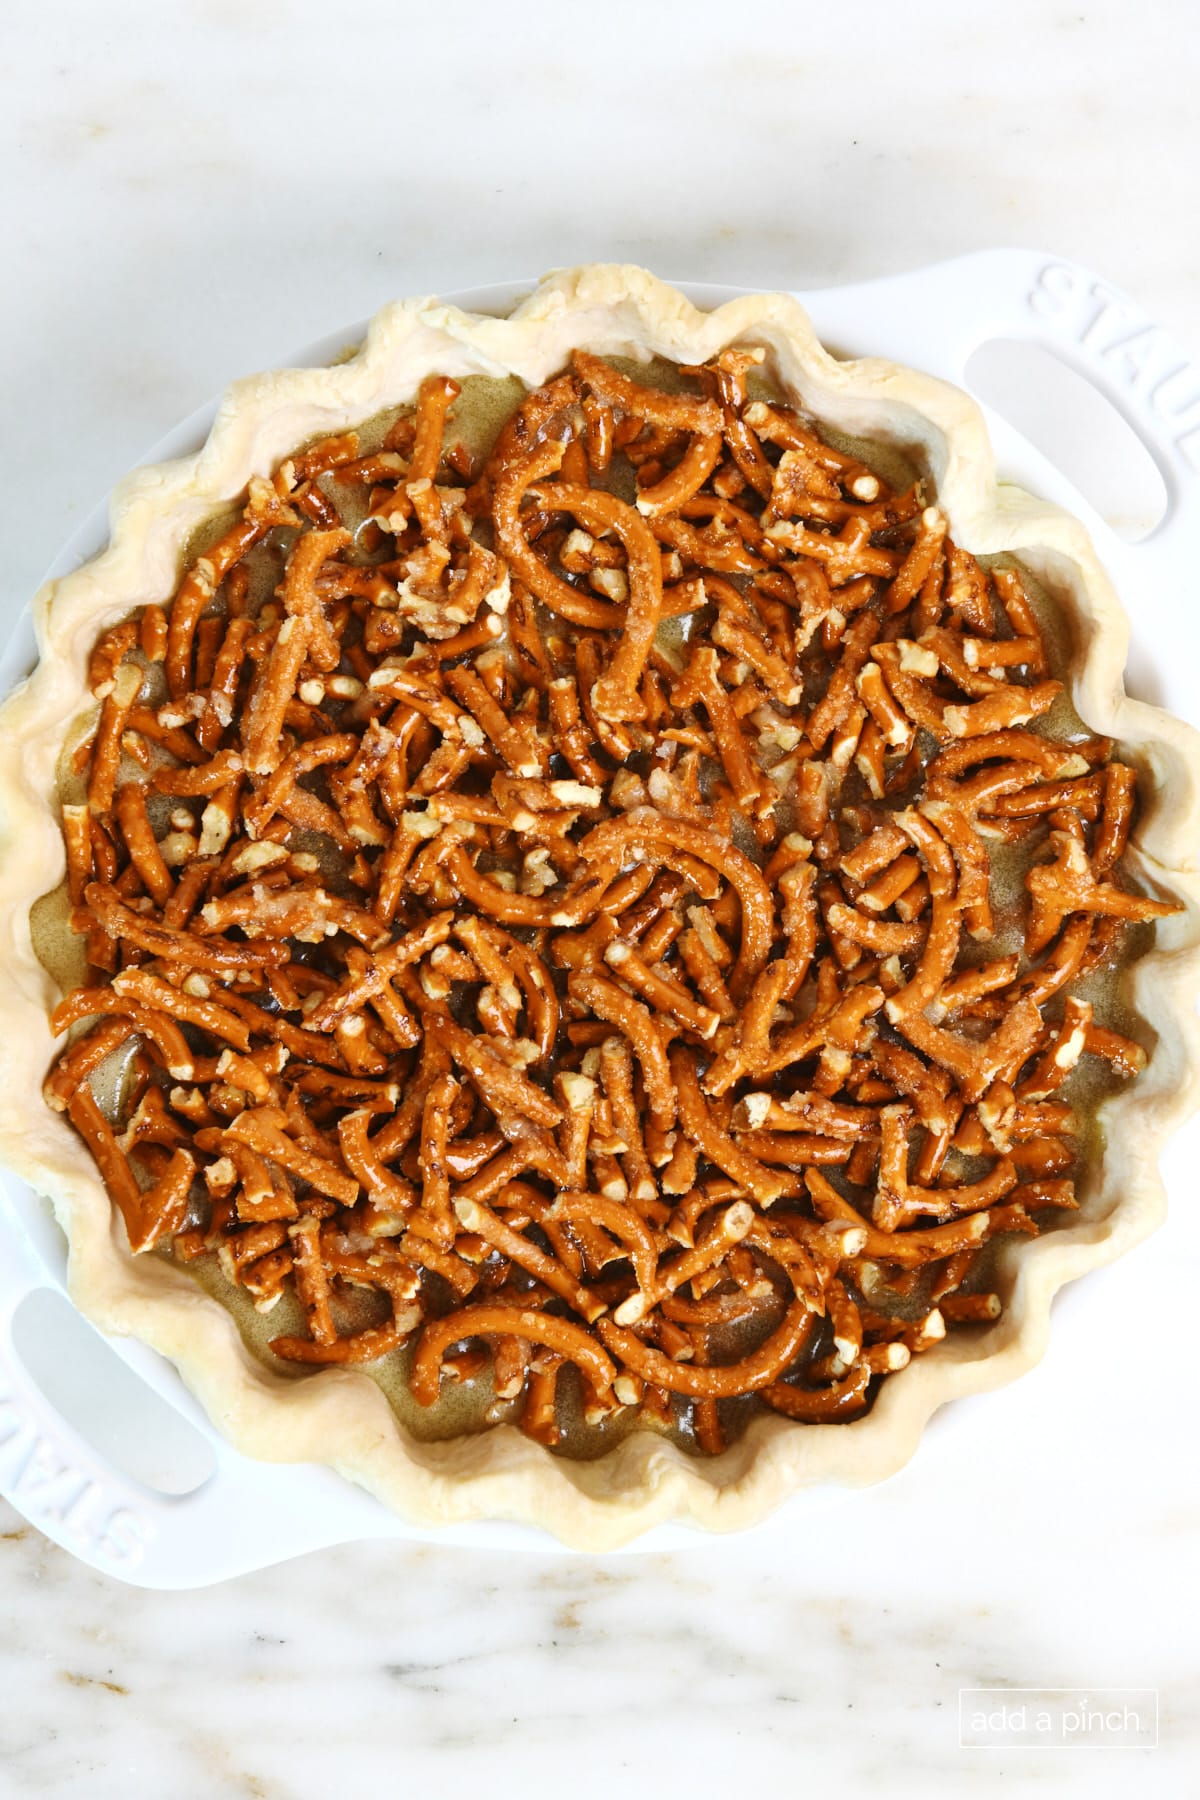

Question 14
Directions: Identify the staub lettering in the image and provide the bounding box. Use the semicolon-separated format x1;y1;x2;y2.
0;1389;149;1566
1028;264;1200;472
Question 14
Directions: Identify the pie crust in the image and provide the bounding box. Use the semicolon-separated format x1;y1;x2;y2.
2;265;1199;1549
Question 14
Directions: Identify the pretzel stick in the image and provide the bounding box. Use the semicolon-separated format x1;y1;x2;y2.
528;480;665;722
452;1198;605;1321
567;971;676;1129
613;1202;753;1325
270;1289;421;1366
760;1361;873;1420
636;432;724;515
52;988;195;1080
167;480;294;697
411;1305;617;1405
241;528;349;774
572;350;721;436
604;940;721;1039
87;663;143;816
598;1032;657;1204
493;437;625;630
114;782;174;907
598;1296;814;1398
67;1085;147;1245
223;1111;358;1204
578;809;774;1000
807;1168;988;1266
45;1018;137;1111
552;1190;658;1294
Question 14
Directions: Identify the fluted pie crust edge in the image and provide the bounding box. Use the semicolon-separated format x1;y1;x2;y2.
1;265;1198;1548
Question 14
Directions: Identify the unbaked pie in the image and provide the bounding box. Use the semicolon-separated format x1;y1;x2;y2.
1;267;1197;1546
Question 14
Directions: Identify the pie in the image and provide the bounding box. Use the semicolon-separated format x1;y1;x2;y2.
0;267;1196;1548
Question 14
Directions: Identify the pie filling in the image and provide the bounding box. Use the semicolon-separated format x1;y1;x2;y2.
38;347;1180;1457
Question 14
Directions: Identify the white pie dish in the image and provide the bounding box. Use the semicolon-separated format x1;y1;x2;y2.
0;253;1198;1581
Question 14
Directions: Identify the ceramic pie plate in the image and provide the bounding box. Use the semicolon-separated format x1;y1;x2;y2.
1;251;1199;1585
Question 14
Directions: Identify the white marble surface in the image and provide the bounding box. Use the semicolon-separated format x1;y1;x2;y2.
2;1;1199;1793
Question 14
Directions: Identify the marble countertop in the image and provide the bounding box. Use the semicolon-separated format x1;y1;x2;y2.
2;2;1198;1793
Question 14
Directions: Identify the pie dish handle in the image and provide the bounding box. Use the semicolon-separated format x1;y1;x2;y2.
805;247;1200;575
0;1187;396;1586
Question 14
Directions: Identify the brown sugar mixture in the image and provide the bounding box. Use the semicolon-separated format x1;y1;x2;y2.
42;347;1180;1455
